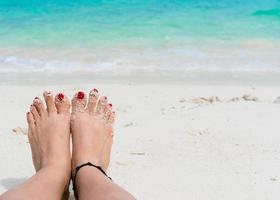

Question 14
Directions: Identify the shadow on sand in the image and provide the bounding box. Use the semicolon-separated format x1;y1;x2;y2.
0;178;28;190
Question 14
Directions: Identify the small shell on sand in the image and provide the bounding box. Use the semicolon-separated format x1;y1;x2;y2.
242;94;259;101
179;98;187;103
191;96;221;104
228;94;259;102
12;127;27;135
124;122;134;127
228;97;241;102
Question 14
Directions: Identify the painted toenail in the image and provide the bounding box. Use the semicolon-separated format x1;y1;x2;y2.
89;89;99;102
101;96;107;101
90;89;99;96
57;93;65;101
108;103;113;108
44;91;52;97
33;98;40;104
34;97;39;99
77;91;85;100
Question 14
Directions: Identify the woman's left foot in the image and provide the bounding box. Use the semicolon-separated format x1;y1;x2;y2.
70;89;115;175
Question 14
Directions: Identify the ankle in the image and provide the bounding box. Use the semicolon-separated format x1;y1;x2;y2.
74;165;111;196
72;152;102;174
37;164;71;194
41;159;71;179
42;154;71;167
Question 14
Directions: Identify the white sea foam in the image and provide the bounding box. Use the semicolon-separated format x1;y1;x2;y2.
0;39;280;76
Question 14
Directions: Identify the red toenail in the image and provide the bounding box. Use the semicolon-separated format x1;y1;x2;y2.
104;96;107;100
77;91;85;100
93;88;98;93
35;97;39;99
57;93;64;101
108;103;112;107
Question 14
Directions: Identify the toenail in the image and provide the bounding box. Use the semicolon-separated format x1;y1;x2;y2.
99;96;107;106
89;89;99;100
33;98;40;104
77;91;85;100
108;103;113;108
34;97;39;99
44;91;52;97
57;93;65;101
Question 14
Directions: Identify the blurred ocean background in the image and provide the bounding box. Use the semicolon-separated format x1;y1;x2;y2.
0;0;279;76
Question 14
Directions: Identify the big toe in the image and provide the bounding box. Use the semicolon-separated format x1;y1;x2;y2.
72;91;87;113
55;92;70;114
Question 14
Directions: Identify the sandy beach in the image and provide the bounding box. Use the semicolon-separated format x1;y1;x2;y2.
1;0;280;199
0;75;280;200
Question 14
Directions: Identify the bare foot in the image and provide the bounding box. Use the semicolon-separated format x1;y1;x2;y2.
71;89;115;174
27;91;71;199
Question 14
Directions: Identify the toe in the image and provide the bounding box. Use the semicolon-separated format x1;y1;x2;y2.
87;88;99;114
43;91;57;114
104;103;113;120
26;111;35;129
55;92;70;114
96;96;108;116
72;91;87;113
27;112;40;171
107;111;115;136
30;105;40;122
33;97;47;117
108;111;115;125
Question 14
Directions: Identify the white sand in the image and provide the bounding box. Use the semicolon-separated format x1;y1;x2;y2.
0;79;280;199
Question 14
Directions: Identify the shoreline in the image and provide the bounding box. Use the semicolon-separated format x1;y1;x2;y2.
1;70;280;86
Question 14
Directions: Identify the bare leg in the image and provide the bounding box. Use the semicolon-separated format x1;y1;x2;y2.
0;92;71;200
71;89;136;200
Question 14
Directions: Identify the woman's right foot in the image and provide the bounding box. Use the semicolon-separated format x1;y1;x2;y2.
71;89;115;175
27;91;71;200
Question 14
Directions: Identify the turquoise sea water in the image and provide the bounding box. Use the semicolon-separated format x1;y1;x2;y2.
0;0;280;73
